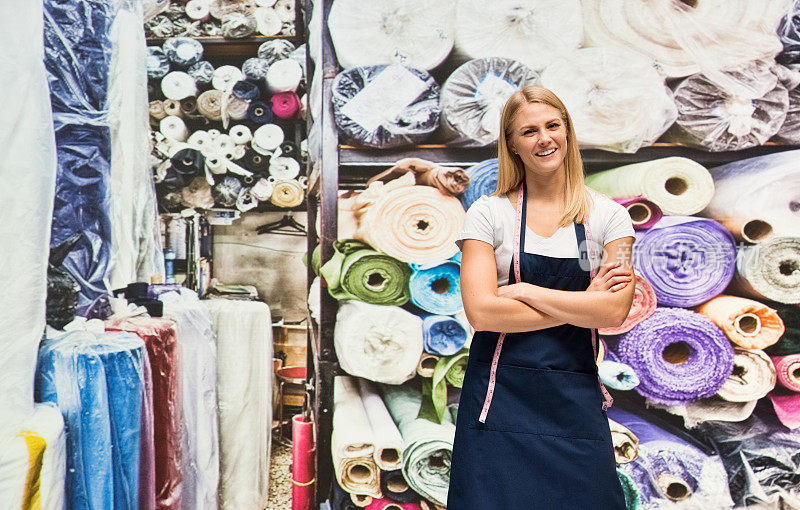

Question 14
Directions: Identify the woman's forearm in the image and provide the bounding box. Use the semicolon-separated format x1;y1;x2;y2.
466;295;564;333
514;285;632;329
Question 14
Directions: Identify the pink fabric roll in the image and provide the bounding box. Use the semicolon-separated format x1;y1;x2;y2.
291;415;315;510
612;196;663;230
768;354;800;429
366;498;422;510
139;352;156;510
271;91;302;119
599;275;657;335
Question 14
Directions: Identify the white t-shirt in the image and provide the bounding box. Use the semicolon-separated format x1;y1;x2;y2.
456;191;635;285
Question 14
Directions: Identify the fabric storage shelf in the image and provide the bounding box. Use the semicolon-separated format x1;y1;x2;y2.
146;36;304;60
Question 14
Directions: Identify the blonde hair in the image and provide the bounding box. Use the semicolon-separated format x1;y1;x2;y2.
494;85;592;227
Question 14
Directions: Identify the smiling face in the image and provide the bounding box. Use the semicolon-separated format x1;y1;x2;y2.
507;101;568;177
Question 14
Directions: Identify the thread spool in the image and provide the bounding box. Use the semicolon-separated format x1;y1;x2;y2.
161;71;198;100
197;89;223;121
229;124;253;145
146;46;170;79
266;59;302;93
247;100;274;125
268;156;301;180
270;91;301;119
163;37;204;67
212;65;244;91
242;57;270;82
253;123;285;152
254;7;282;36
159;116;189;142
187;60;215;86
162;99;183;118
185;0;210;21
257;38;295;64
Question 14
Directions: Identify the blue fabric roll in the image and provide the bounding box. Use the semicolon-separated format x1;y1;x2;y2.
232;80;261;101
422;315;468;356
45;0;115;314
37;330;145;510
409;260;463;316
146;46;170;80
247;100;274;124
187;60;215;86
163;37;203;68
460;158;498;210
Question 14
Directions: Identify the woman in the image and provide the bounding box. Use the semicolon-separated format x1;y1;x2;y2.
447;86;635;509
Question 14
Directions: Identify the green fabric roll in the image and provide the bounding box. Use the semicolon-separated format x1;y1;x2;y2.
318;239;411;306
418;349;469;424
765;305;800;356
618;469;640;510
380;382;455;507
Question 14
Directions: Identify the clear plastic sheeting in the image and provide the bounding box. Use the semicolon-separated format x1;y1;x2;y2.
203;299;272;510
0;0;57;429
439;58;539;147
328;0;456;71
774;85;800;144
453;0;583;72
540;47;677;153
332;65;441;148
45;0;116;312
778;0;800;68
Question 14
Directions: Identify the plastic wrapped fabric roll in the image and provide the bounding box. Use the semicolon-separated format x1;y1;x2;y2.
582;0;785;80
160;290;220;510
267;59;302;93
269;179;304;208
379;470;418;504
220;12;256;39
319;239;411;306
612;197;663;231
664;64;790;152
409;261;463;316
163;37;203;68
332;65;441;148
585;157;714;216
599;275;657;336
358;379;404;471
353;174;465;264
700;150;800;239
599;361;640;391
713;348;777;403
139;350;156;510
765;305;800;356
332;376;381;498
380;383;455;507
187;60;215;86
161;71;198;100
247;100;274;124
242;57;269;81
212;65;244;91
367;158;470;197
729;237;800;305
459;158;498;210
257;38;296;64
696;295;785;349
775;85;800;144
254;7;283;36
197;89;223;121
366;499;421;510
213;176;244;208
45;0;115;314
439;57;539;147
203;299;272;510
208;0;255;20
37;330;146;510
335;301;423;385
633;217;736;308
147;46;170;79
778;1;800;67
540;47;677;153
328;0;455;71
271;91;302;118
421;315;467;356
617;470;640;510
615;308;735;406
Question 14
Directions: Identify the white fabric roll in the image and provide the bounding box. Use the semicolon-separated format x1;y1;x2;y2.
205;151;227;174
213;134;235;154
358;379;405;471
730;237;800;305
229;124;252;145
335;300;424;385
274;0;294;22
540;46;678;153
188;130;213;150
160;115;189;142
328;0;456;71
253;123;285;151
186;0;210;21
232;144;246;160
254;6;282;36
256;0;277;7
161;71;198;100
204;299;272;510
454;0;583;72
266;59;303;93
268;156;300;180
212;65;244;92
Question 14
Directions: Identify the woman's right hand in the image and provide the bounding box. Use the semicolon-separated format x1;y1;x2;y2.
587;262;632;293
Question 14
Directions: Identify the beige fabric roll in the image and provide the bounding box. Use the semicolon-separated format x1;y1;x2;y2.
417;353;440;378
716;348;776;402
197;89;223;121
608;418;638;464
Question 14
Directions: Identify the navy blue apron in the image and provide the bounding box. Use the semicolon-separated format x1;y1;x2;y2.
447;183;625;509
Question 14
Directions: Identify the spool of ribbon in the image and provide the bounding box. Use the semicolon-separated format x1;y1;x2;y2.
242;57;270;81
633;217;736;308
163;36;204;67
599;274;657;335
267;59;303;93
598;361;640;391
695;295;785;349
716;348;776;402
417;353;439;378
257;38;296;64
729;237;800;305
232;80;261;101
220;12;256;39
197;89;223;121
460;158;498;210
421;316;468;356
213;176;243;207
270;179;304;208
212;65;244;91
170;148;205;182
149;100;167;121
229;124;252;145
147;46;170;79
271;91;301;118
268;156;300;180
613;196;663;231
254;6;283;35
161;71;198;100
160;116;189;142
185;0;210;21
765;305;800;356
247;100;274;125
163;99;183;117
253;123;285;151
187;61;215;86
409;261;463;316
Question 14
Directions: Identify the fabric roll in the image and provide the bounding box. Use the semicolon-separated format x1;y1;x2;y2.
700;149;800;238
105;317;182;510
617;470;640;510
665;63;789;152
213;176;244;208
269;156;300;180
332;376;381;498
185;0;210;21
139;351;156;510
279;141;299;160
331;482;360;510
332;65;441;148
599;275;657;336
729;237;800;305
208;0;254;20
160;116;189;141
220;12;256;39
633;217;736;308
439;57;539;147
267;59;303;93
608;419;639;464
599;361;640;391
422;315;467;356
197;89;223;121
247;100;274;124
271;91;302;118
161;71;198;100
242;150;270;174
254;7;283;36
585;157;714;216
540;47;677;153
765;305;800;356
774;86;800;144
460;159;498;210
229;124;252;145
225;96;251;121
417;353;439;379
163;37;203;68
615;308;735;406
696;295;785;349
242;57;270;81
613;197;663;231
664;397;759;429
353;174;465;264
715;349;777;403
318;239;411;306
419;349;469;424
773;355;800;393
269;179;304;208
779;1;800;66
162;99;183;117
328;0;455;71
409;261;463;316
149;100;167;121
335;301;423;385
379;470;418;504
147;46;170;79
203;299;272;510
37;330;146;510
358;379;404;471
257;38;296;64
212;65;244;91
380;383;455;507
367;158;470;197
187;61;215;87
231;80;261;101
171;148;205;181
366;499;421;510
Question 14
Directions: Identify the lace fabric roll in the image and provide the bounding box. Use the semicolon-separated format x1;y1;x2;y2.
730;237;800;305
332;65;441;148
328;0;455;71
409;261;463;316
439;58;539;147
599;274;657;335
540;47;677;153
695;295;785;349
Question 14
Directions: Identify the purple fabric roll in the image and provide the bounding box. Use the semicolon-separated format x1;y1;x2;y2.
616;308;734;406
633;216;736;307
613;196;663;230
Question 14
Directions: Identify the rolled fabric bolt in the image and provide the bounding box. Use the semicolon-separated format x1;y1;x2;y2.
187;61;215;86
599;274;657;335
221;12;257;39
696;295;785;349
232;144;246;160
250;178;275;201
232;80;261;101
460;158;498;209
730;237;800;304
253;123;285;151
163;37;204;68
225;96;251;120
146;14;173;38
162;98;183;117
197;89;223;121
243;149;270;174
205;152;227;175
187;130;212;150
148;81;163;101
229;125;252;145
255;0;277;6
207;129;221;139
268;156;300;180
161;71;198;100
409;261;463;316
599;361;640;391
768;354;800;429
212;65;244;91
422;315;468;356
247;100;274;125
171;148;205;181
213;134;235;154
235;188;258;212
380;469;419;504
352;494;373;507
254;7;282;36
270;179;304;208
716;348;776;402
160;116;189;142
147;46;170;79
608;419;639;464
267;59;302;93
242;57;270;81
278;141;298;160
717;217;774;244
764;305;800;357
417;353;440;378
213;176;243;207
257;38;296;64
208;0;255;20
149;100;167;120
613;196;663;231
274;0;294;22
271;91;301;118
185;0;210;21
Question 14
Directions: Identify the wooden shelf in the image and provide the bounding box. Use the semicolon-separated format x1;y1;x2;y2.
146;35;301;60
